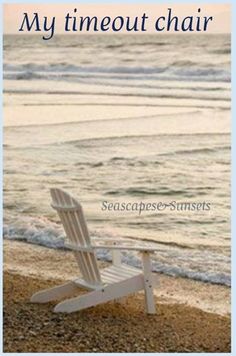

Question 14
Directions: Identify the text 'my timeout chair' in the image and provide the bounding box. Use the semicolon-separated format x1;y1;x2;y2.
31;188;158;314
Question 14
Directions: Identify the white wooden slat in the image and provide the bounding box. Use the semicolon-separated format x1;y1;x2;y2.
68;211;97;284
101;265;141;285
74;251;88;279
31;281;78;303
62;217;90;282
112;249;122;266
141;252;156;314
73;278;104;290
66;211;93;283
83;252;96;283
101;270;137;283
54;274;144;313
93;244;157;252
99;275;115;284
101;269;135;281
88;252;102;283
107;265;140;277
101;274;126;284
51;188;102;286
76;206;91;243
118;264;141;274
70;205;102;283
67;210;85;245
53;192;91;283
70;210;96;282
58;210;89;281
62;205;95;284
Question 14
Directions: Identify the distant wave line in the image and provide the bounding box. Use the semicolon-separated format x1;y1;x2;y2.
4;111;201;129
67;80;230;92
159;146;231;156
4;132;230;150
3;89;231;102
4;73;231;84
6;102;230;111
117;233;230;252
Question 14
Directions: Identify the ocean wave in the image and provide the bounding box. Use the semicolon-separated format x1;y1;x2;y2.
105;187;193;197
3;63;231;83
74;157;158;169
210;48;231;55
56;133;231;150
171;60;199;67
74;161;104;168
129;41;170;47
108;156;153;166
3;99;231;115
3;216;230;286
104;185;225;198
4;111;200;129
4;132;230;151
13;71;43;80
3;88;231;104
4;63;168;75
161;145;231;156
105;44;125;49
3;217;65;249
50;133;230;146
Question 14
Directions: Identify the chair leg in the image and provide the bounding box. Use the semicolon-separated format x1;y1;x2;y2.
141;252;156;314
54;274;144;313
54;289;103;313
112;248;121;266
112;248;124;303
30;281;79;303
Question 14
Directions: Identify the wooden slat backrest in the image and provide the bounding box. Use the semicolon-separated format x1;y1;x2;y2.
50;188;102;286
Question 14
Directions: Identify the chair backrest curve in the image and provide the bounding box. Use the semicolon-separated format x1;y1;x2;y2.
50;188;102;286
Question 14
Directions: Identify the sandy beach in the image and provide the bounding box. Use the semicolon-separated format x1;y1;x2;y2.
3;240;231;353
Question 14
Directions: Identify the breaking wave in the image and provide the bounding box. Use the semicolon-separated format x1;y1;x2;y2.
3;216;231;286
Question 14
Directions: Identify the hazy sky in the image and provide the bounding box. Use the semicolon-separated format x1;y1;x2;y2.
4;4;231;34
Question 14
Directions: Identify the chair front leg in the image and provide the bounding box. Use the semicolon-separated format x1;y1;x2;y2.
112;244;123;303
141;251;156;314
112;244;122;266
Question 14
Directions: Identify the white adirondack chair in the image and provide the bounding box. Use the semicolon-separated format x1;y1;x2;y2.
31;188;157;314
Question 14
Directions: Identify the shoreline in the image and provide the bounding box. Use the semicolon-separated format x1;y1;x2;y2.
4;240;231;316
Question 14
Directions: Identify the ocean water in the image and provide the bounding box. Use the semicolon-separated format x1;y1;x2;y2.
3;34;231;286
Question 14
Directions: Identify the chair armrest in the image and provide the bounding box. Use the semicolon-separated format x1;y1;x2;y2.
92;244;157;253
91;237;133;244
65;242;157;254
